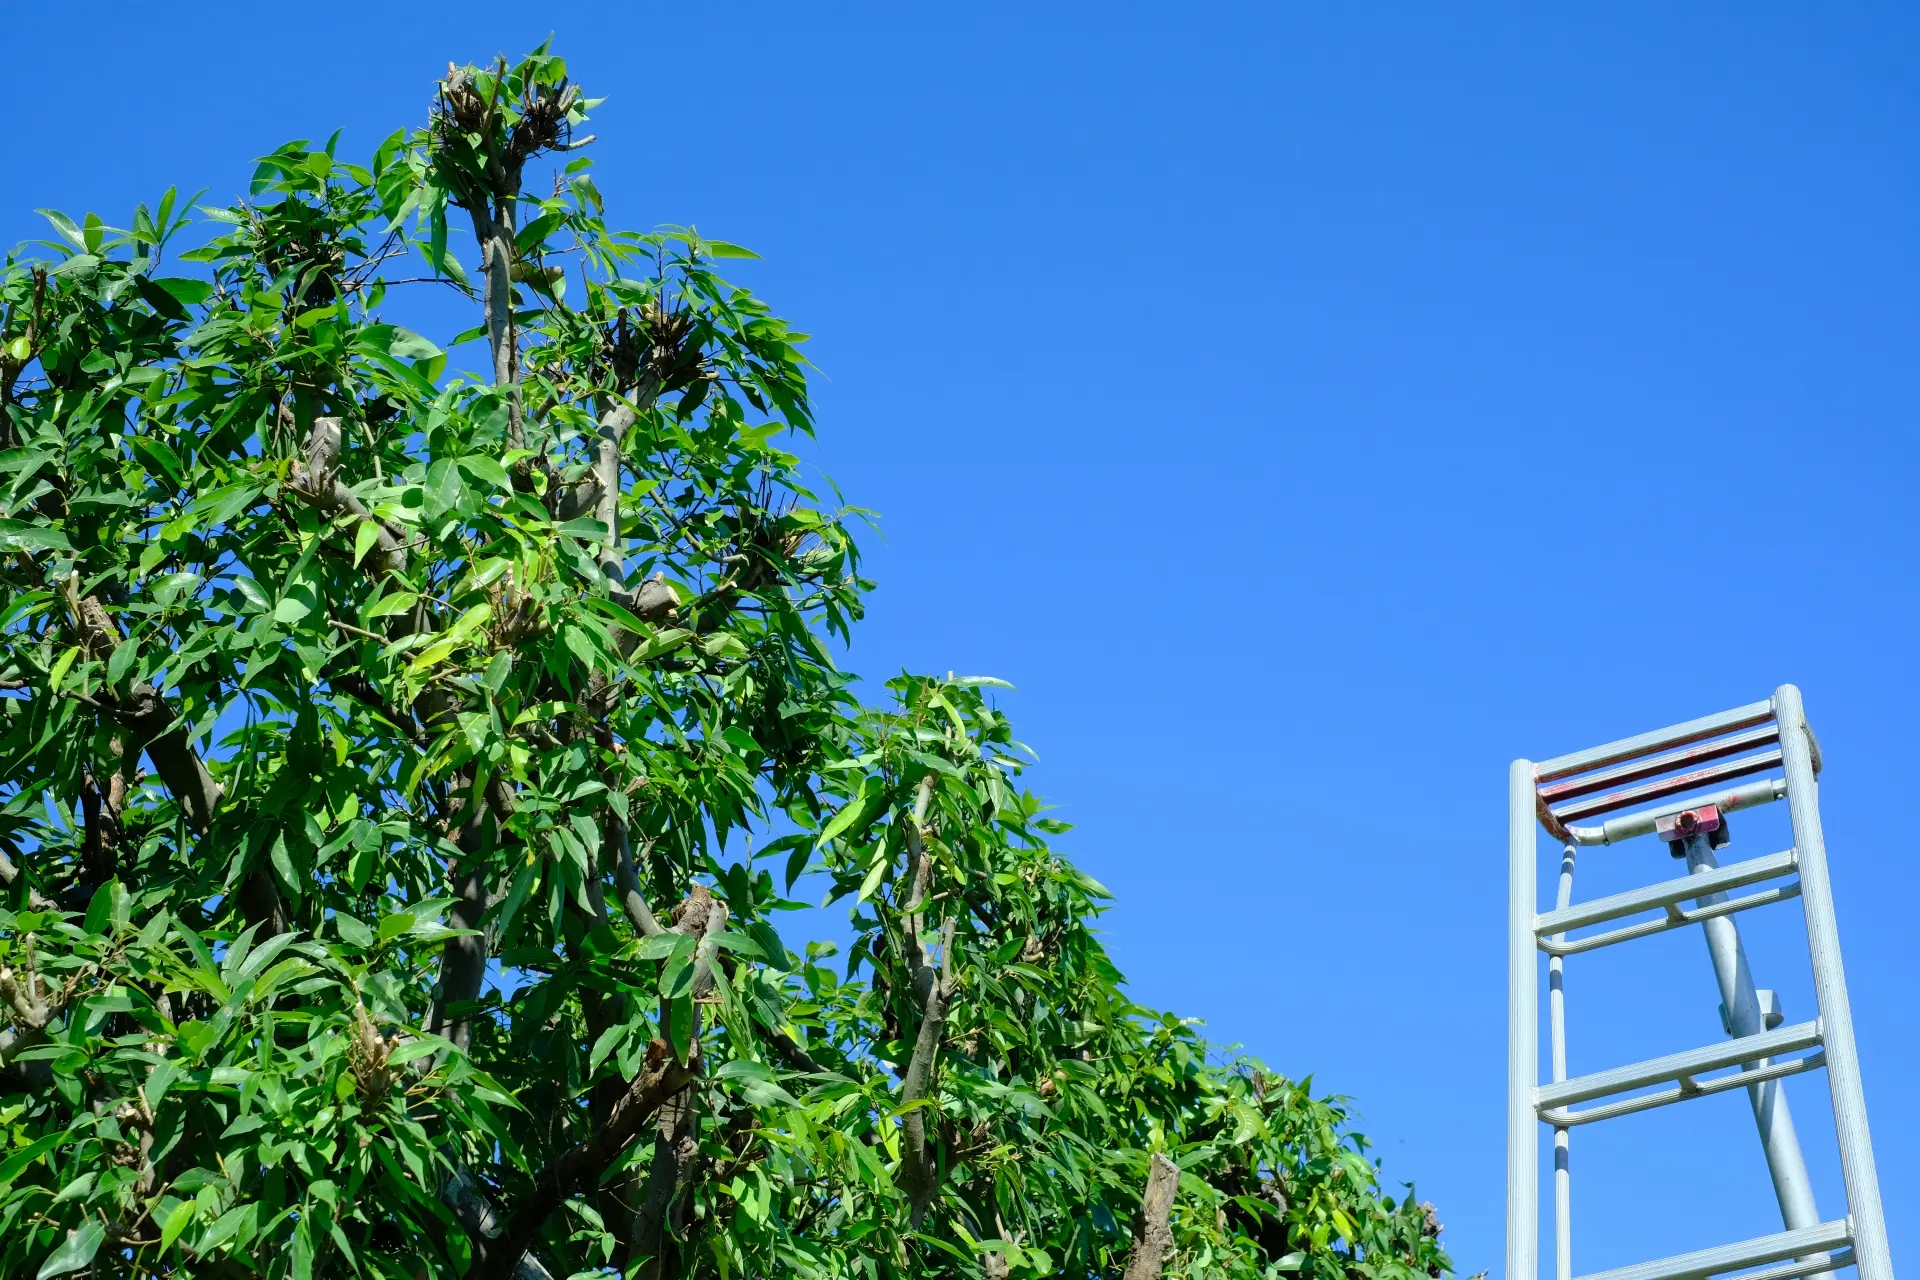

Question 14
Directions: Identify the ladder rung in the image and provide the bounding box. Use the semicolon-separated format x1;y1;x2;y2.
1536;850;1797;938
1550;749;1782;824
1537;724;1781;803
1714;1250;1854;1280
1533;699;1774;783
1573;1220;1851;1280
1542;883;1802;957
1536;1020;1821;1111
1542;1049;1825;1127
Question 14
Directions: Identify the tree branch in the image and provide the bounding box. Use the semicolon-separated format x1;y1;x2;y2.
0;940;70;1089
897;775;937;1007
900;915;956;1225
288;417;410;581
62;585;268;928
472;1038;697;1280
329;670;427;746
614;828;666;939
0;850;57;913
594;398;637;592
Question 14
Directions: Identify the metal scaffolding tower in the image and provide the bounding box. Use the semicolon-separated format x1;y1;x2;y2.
1507;686;1891;1280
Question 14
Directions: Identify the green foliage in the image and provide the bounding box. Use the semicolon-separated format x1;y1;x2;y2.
0;45;1452;1280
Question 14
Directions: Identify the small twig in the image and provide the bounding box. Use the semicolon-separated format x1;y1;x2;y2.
327;618;385;643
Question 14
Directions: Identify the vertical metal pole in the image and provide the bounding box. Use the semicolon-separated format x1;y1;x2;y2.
1548;845;1575;1280
1679;832;1821;1244
1508;760;1539;1280
1774;685;1892;1278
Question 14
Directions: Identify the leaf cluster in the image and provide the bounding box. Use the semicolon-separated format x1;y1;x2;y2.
0;45;1453;1280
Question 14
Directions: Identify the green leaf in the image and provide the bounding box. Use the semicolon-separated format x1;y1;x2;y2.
269;832;299;894
333;913;374;947
291;1221;315;1280
151;277;214;305
636;932;685;961
364;590;418;620
197;1201;256;1255
423;459;463;520
386;326;442;362
666;994;694;1062
160;1198;196;1250
739;1077;799;1107
36;208;86;252
134;275;191;321
146;1060;180;1108
660;947;697;999
51;1172;96;1204
0;1133;63;1189
35;1221;105;1278
588;1023;626;1075
385;1037;446;1067
633;628;691;662
456;454;509;490
0;520;72;553
353;517;382;567
856;851;889;903
515;210;565;255
83;879;125;936
815;776;883;850
129;435;185;487
221;1114;266;1139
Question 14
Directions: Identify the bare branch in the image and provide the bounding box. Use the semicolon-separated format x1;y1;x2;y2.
614;829;666;939
0;850;57;913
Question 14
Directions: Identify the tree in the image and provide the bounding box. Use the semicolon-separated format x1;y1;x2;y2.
0;45;1454;1280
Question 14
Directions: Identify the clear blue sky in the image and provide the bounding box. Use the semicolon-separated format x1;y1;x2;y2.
8;4;1916;1273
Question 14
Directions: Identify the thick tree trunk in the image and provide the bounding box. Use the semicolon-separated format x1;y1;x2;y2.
631;1086;700;1279
428;794;497;1055
629;886;728;1277
1122;1153;1181;1280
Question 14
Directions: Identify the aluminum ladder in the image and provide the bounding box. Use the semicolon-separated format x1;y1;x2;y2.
1507;685;1892;1280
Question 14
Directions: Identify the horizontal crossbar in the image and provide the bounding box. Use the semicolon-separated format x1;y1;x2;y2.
1550;750;1782;823
1537;725;1781;803
1541;884;1802;957
1574;1220;1851;1280
1720;1251;1856;1280
1541;1050;1825;1127
1536;1020;1821;1111
1536;850;1796;938
1534;699;1774;784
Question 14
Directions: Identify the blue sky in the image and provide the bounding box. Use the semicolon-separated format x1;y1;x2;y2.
7;3;1917;1272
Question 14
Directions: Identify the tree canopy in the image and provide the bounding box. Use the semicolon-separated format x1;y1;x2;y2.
0;45;1454;1280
